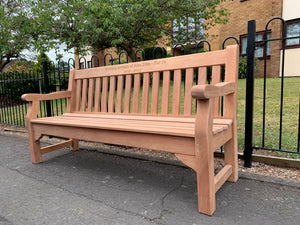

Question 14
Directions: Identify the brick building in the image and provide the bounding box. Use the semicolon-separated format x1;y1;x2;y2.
76;0;300;77
206;0;284;78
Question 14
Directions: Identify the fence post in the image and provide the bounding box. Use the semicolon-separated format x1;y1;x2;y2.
244;20;256;168
42;61;51;117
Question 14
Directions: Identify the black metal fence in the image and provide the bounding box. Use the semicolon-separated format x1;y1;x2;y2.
0;61;72;127
244;17;300;167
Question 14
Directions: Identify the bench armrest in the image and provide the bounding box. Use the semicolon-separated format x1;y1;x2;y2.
191;82;236;99
21;91;72;102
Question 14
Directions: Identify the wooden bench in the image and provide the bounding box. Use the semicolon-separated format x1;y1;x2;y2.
22;45;239;215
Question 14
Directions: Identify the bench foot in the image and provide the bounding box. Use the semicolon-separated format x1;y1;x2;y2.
29;140;42;164
224;137;238;182
71;139;79;151
196;153;216;216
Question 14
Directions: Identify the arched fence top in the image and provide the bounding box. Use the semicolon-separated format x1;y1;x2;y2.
68;58;75;70
196;40;211;52
104;53;113;66
172;43;186;56
135;49;145;62
91;54;100;67
152;47;165;59
222;36;239;49
78;56;86;69
265;17;286;37
119;51;129;64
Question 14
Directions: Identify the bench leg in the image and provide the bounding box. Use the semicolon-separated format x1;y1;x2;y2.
196;152;216;216
224;133;238;183
71;139;79;151
28;135;42;164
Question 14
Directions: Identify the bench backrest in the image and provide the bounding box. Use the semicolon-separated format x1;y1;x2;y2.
67;45;239;117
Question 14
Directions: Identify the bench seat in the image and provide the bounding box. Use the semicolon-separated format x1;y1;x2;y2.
32;113;232;137
30;113;233;157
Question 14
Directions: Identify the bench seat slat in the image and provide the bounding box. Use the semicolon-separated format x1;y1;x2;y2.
31;114;232;137
62;112;232;125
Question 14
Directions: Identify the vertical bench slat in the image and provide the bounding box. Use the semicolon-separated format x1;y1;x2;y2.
141;73;150;114
94;78;101;112
151;72;160;114
87;78;94;112
161;71;170;115
124;75;132;113
212;65;221;116
75;79;82;112
184;68;194;116
198;67;207;85
172;69;181;115
81;79;88;112
108;77;116;112
101;77;108;112
116;76;124;113
132;74;141;113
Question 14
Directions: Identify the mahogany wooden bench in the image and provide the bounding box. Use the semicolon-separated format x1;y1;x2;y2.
22;45;239;215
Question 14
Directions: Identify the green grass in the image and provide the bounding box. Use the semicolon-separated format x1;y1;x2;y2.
1;77;299;157
237;77;300;157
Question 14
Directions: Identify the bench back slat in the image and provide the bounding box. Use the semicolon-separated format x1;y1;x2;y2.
198;67;207;85
151;72;160;114
101;77;108;112
108;76;116;113
75;80;82;112
94;78;101;112
172;69;182;116
161;71;170;115
116;76;124;113
69;45;238;117
124;75;132;113
141;73;150;114
132;74;141;113
212;65;221;116
184;68;194;116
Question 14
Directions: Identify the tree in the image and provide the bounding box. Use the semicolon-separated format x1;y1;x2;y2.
0;0;34;71
28;0;231;60
33;51;53;72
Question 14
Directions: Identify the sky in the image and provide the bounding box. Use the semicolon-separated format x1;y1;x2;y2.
21;43;74;63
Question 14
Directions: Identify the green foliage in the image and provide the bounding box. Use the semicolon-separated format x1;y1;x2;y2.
0;0;33;71
27;0;231;60
33;52;53;72
238;57;247;79
238;56;259;79
144;47;167;60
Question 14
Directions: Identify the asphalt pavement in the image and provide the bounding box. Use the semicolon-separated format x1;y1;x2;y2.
0;133;299;225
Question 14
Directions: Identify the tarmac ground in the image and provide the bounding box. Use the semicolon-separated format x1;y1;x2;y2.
0;133;299;225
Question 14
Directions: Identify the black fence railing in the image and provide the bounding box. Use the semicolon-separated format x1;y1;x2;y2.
0;61;72;127
244;17;300;167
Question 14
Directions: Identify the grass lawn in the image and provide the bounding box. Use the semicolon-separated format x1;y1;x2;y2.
237;77;300;158
1;77;299;157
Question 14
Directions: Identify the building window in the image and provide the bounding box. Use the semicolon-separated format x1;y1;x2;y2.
173;17;204;43
240;31;271;58
286;19;300;48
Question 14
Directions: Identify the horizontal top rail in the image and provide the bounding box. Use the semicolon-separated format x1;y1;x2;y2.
74;49;227;79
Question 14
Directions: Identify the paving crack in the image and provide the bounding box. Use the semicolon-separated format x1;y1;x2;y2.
150;176;185;224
